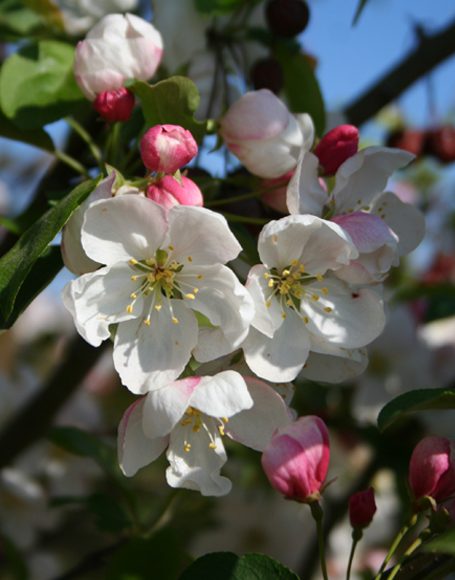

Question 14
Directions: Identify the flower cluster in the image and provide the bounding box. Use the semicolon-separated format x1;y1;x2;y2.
62;13;426;497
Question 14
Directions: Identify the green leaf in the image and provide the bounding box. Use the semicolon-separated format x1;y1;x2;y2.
378;388;455;432
352;0;370;25
194;0;247;15
0;40;85;130
180;552;299;579
130;77;207;142
49;426;121;480
274;46;325;136
0;1;45;38
0;179;97;329
106;529;191;580
0;109;54;151
423;527;455;555
23;0;65;30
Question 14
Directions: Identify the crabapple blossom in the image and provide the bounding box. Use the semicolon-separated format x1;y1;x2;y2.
62;195;254;393
118;372;291;496
409;436;455;503
146;175;203;211
140;125;198;174
220;90;314;179
314;124;359;175
349;487;377;528
242;214;385;382
287;145;424;282
261;416;330;503
74;13;163;101
93;87;135;122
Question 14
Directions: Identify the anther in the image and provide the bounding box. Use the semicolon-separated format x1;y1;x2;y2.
324;307;333;313
126;305;133;314
129;258;138;265
172;316;179;324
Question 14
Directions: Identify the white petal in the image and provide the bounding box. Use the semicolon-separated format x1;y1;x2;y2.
303;277;385;349
190;371;253;418
113;300;198;394
118;398;168;477
166;422;231;496
61;173;115;274
286;152;326;216
81;195;167;265
62;262;141;347
165;206;242;265
371;192;425;255
142;377;201;439
301;347;368;384
333;146;414;213
184;265;255;362
226;377;291;451
246;265;283;338
258;215;357;273
243;313;310;382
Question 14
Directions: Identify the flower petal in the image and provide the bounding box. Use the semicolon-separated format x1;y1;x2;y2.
165;206;242;265
190;371;253;418
113;300;198;393
303;277;385;349
62;262;141;347
286;152;327;216
118;398;168;477
142;377;201;439
333;146;414;213
243;312;311;382
371;192;425;255
166;422;231;496
301;347;368;384
81;195;167;265
246;264;283;338
226;377;292;451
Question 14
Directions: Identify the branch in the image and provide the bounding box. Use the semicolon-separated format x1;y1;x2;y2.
0;335;108;468
345;17;455;126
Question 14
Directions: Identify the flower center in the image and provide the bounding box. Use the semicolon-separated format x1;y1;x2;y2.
125;247;202;326
179;406;229;453
264;259;332;322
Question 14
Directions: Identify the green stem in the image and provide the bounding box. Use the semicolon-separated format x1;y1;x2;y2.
346;529;363;580
66;116;104;171
310;501;329;580
205;190;264;207
144;490;181;537
220;211;268;225
54;149;89;177
374;513;418;579
386;536;424;580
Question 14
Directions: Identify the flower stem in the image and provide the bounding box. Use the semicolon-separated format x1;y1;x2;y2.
66;116;104;171
386;536;424;580
54;149;89;177
374;513;418;579
310;501;329;580
205;190;264;207
346;529;363;580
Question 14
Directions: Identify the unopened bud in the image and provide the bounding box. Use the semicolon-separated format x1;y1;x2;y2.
349;487;377;529
146;175;203;211
141;124;198;174
314;124;359;175
93;88;135;123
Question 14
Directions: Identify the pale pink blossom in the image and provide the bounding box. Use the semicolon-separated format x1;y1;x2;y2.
409;435;455;502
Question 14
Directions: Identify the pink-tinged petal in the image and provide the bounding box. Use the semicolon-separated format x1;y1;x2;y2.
226;377;292;451
303;277;385;349
146;176;203;211
258;215;356;273
113;300;198;394
287;152;327;216
165;206;241;265
246;264;283;338
118;398;168;477
166;422;231;496
62;262;141;347
190;371;253;418
140;125;198;173
261;416;330;502
409;436;455;502
371;192;425;255
81;195;167;265
243;313;311;383
186;265;254;362
62;173;115;274
332;212;397;254
142;377;201;439
333;147;414;213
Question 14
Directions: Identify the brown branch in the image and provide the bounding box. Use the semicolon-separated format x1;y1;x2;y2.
0;335;108;469
345;17;455;126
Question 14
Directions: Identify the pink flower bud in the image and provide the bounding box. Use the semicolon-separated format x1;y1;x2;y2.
220;90;310;179
261;416;330;503
409;436;455;502
146;175;203;211
140;125;198;173
314;124;359;175
93;88;135;123
349;487;377;528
